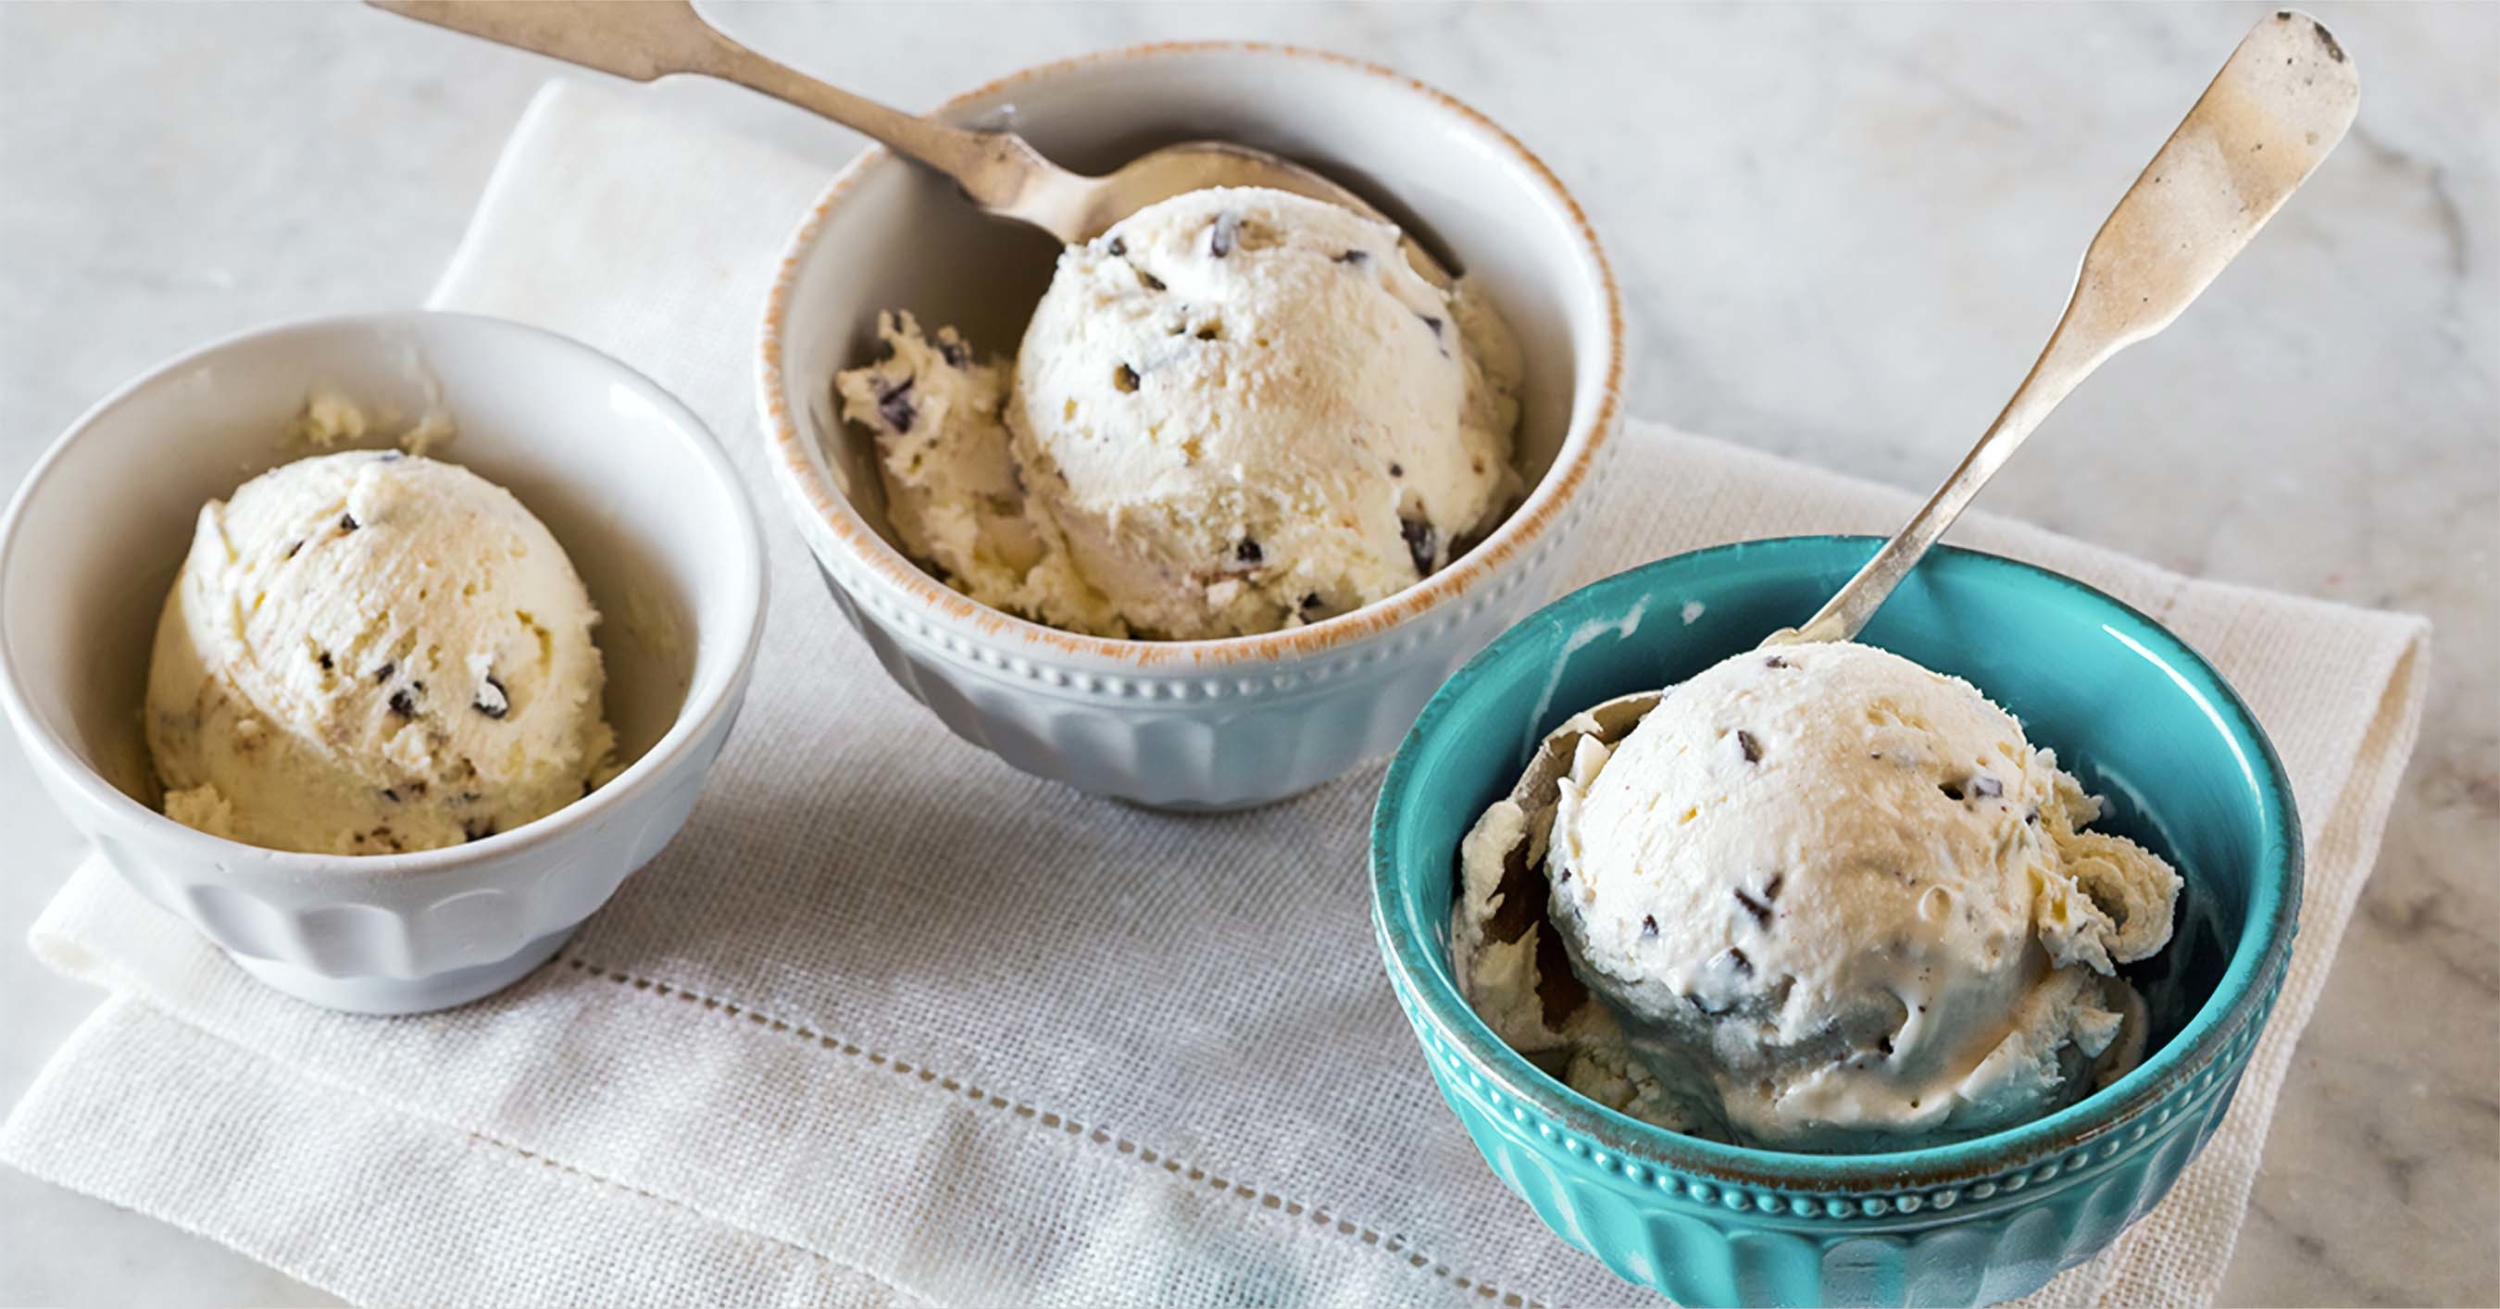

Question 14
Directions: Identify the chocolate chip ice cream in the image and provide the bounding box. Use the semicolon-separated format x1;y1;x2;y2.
1455;641;2181;1151
839;186;1522;640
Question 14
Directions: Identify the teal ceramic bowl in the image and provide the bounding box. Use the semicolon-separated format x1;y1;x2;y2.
1371;537;2301;1307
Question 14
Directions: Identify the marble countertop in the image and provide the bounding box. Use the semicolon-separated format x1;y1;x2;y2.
1;4;2491;1305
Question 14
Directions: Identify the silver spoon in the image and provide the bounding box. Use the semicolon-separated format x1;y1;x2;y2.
368;0;1457;285
1513;10;2359;807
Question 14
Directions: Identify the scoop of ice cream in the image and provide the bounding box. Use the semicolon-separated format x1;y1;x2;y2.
1456;641;2180;1152
1011;187;1522;639
836;185;1524;640
146;450;615;854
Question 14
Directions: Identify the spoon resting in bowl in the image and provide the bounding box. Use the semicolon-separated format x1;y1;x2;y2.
1513;9;2359;799
367;0;1458;286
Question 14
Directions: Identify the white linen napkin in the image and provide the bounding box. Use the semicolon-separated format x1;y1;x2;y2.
2;82;2429;1309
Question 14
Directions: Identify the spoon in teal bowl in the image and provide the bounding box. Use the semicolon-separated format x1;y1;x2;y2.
1509;9;2360;806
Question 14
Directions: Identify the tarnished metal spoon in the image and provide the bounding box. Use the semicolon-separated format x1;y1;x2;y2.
1788;9;2358;645
367;0;1457;285
1512;11;2359;814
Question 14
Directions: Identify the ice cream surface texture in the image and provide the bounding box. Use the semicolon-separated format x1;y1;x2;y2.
147;450;615;855
837;186;1524;640
1454;641;2181;1152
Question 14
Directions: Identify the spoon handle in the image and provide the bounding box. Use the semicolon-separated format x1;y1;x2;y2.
1790;10;2359;645
367;0;1065;216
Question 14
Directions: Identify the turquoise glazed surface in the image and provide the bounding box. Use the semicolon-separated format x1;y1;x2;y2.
1371;538;2301;1307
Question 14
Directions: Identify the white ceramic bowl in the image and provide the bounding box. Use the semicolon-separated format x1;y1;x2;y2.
0;312;767;1013
761;42;1622;811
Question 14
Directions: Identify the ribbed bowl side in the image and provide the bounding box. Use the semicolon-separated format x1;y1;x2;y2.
1388;960;2280;1308
72;692;745;985
801;493;1593;810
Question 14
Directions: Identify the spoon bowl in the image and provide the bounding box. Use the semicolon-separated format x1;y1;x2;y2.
370;0;1456;281
1039;138;1459;284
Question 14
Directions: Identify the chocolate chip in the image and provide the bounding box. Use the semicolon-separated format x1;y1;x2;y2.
1400;516;1439;575
373;662;395;684
582;778;596;798
1234;539;1264;566
2312;19;2345;63
1737;730;1762;763
1642;914;1659;936
1388;462;1404;478
2025;808;2040;826
338;513;359;532
938;339;970;368
1764;654;1790;669
1684;991;1734;1018
1556;866;1572;884
1734;889;1773;929
1877;1033;1896;1057
1723;946;1753;976
315;650;333;671
1137;268;1166;292
474;674;509;720
1194;323;1220;341
1939;781;1965;802
875;378;916;433
1763;872;1784;901
462;819;497;843
1208;211;1240;258
1298;593;1325;619
1106;236;1126;258
1971;775;2004;798
1334;249;1369;266
1113;363;1141;393
1416;312;1444;336
380;788;400;803
283;540;303;560
388;688;417;718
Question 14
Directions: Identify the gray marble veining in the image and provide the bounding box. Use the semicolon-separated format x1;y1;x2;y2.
1;4;2491;1306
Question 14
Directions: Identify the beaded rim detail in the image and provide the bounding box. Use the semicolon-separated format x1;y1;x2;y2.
1395;969;2285;1219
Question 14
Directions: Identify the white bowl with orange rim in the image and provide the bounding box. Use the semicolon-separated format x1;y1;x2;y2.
760;43;1620;810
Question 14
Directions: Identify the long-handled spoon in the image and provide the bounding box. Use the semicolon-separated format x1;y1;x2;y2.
367;0;1456;283
1510;10;2359;807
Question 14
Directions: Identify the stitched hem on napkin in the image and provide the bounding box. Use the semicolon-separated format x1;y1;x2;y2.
4;994;928;1309
1;563;2431;1308
7;870;1556;1308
